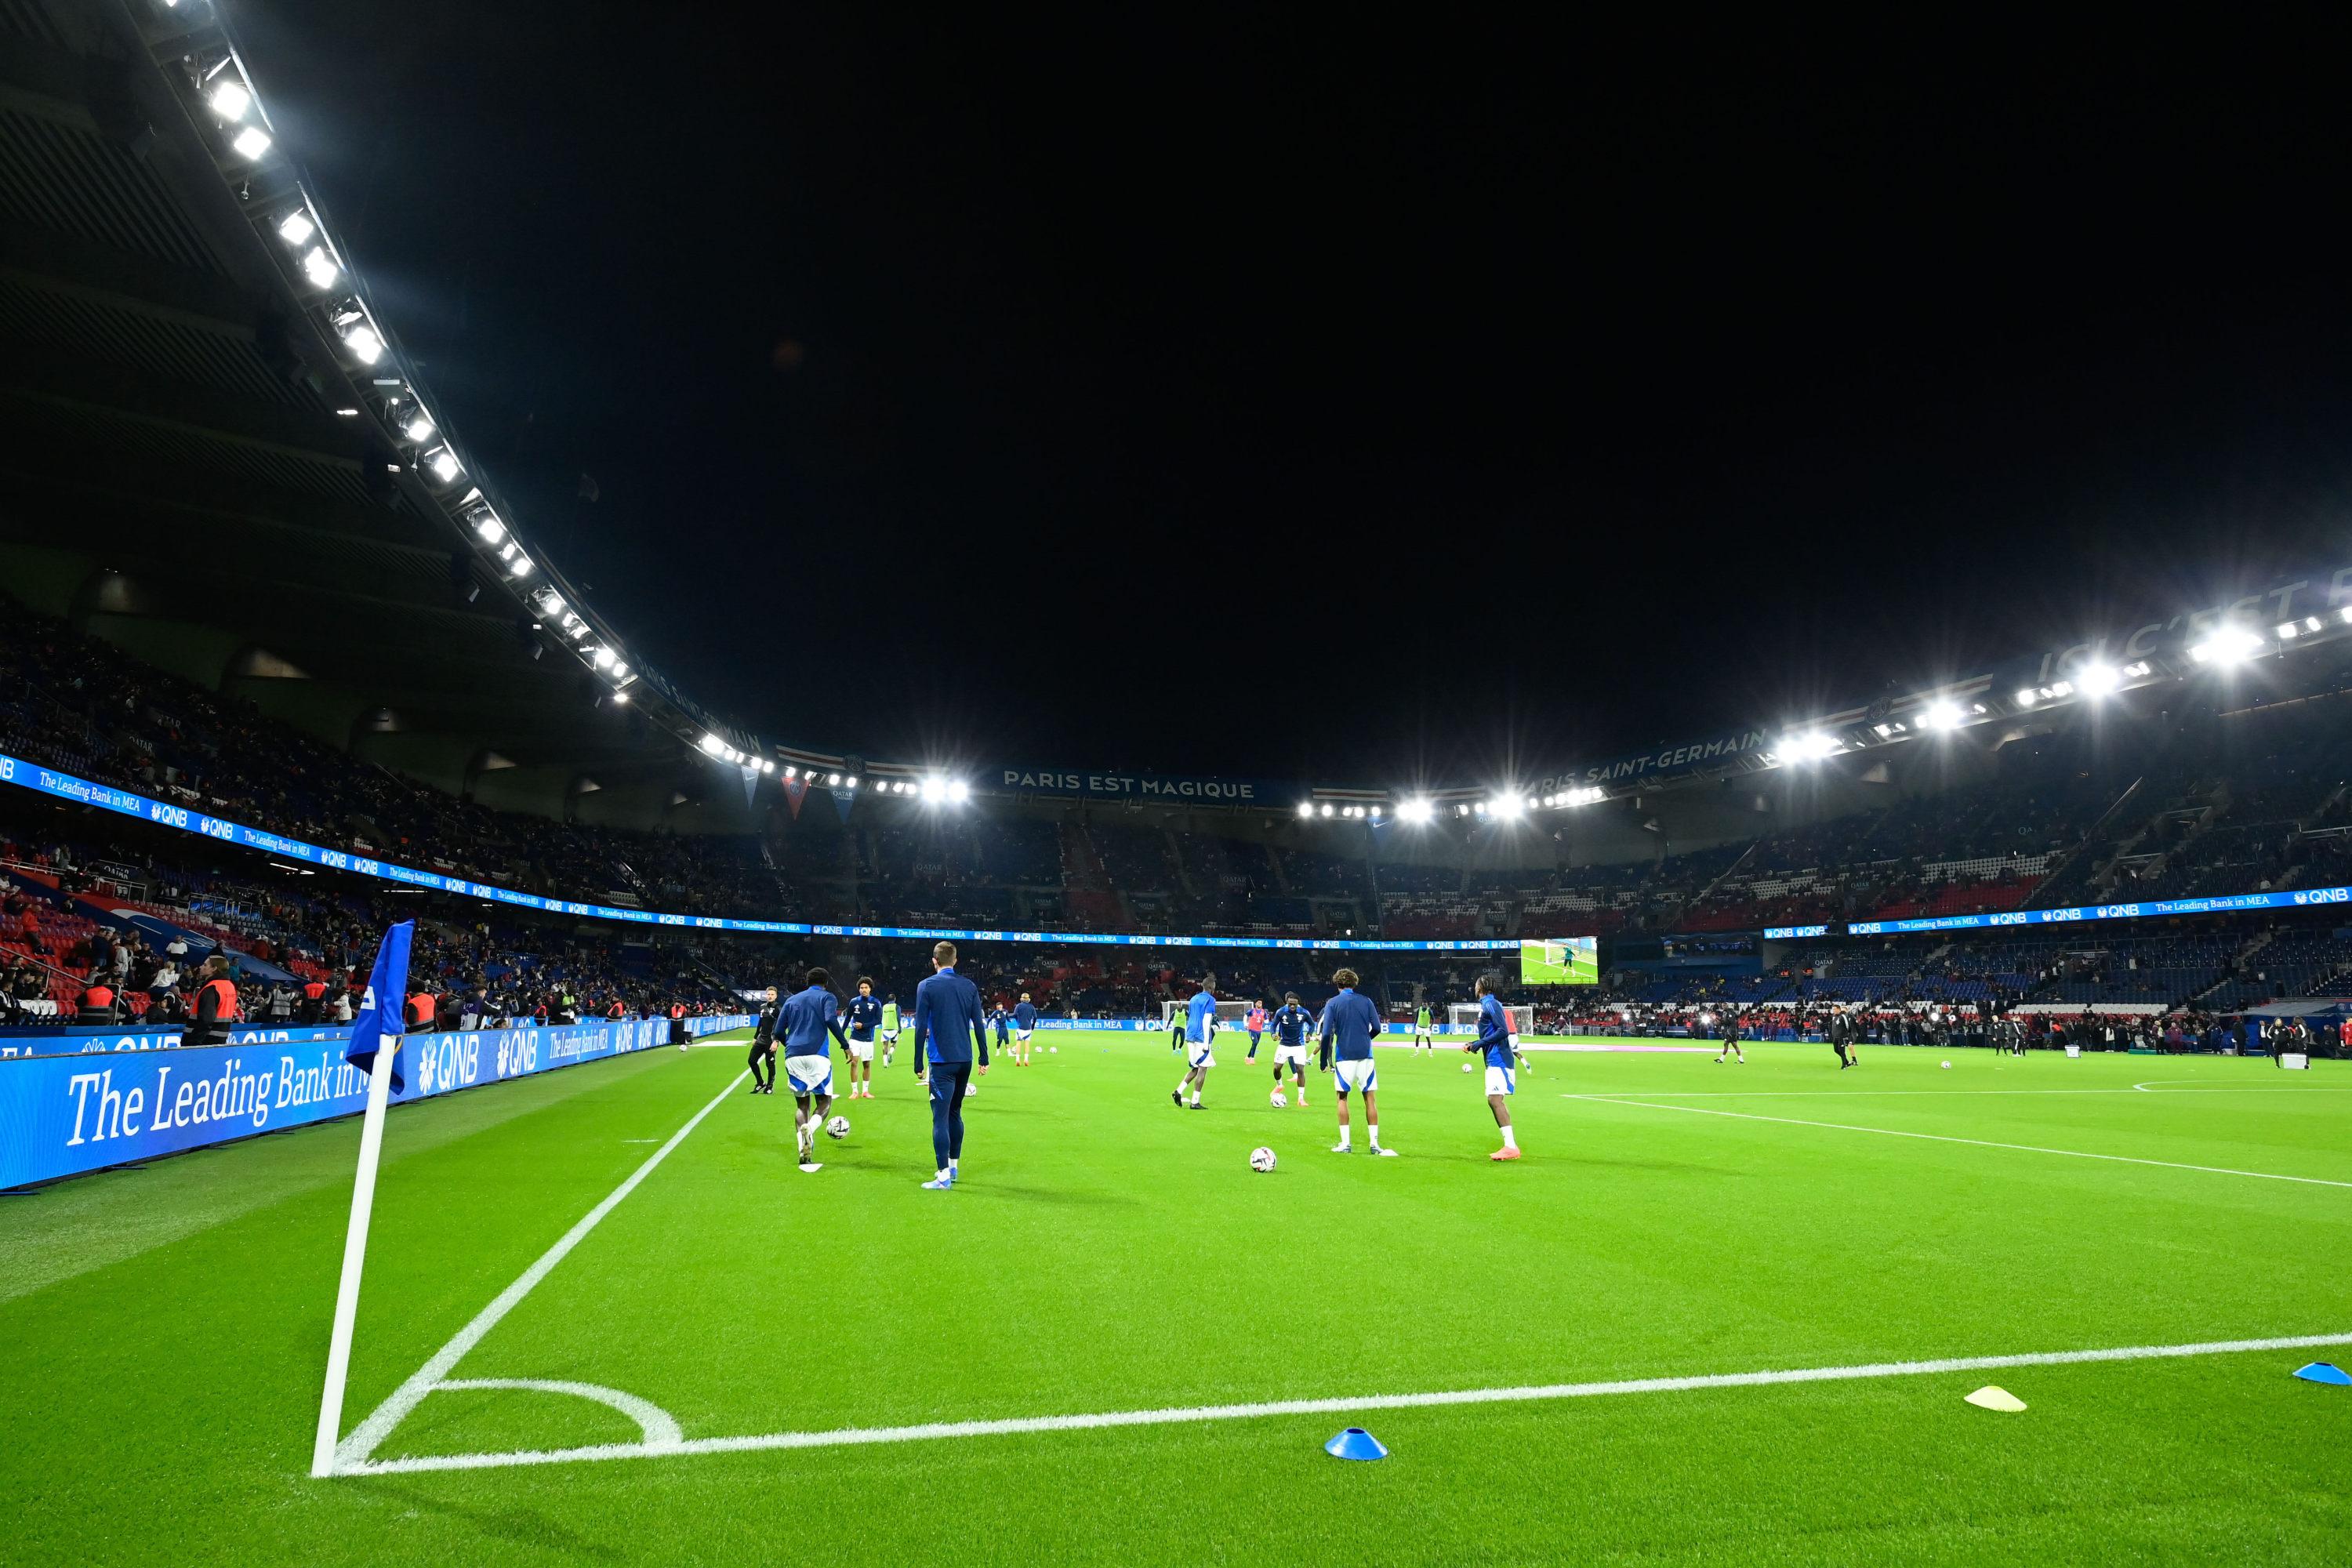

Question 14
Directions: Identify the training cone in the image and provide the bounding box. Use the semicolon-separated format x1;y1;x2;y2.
2292;1362;2352;1385
1325;1426;1388;1461
1964;1385;2027;1413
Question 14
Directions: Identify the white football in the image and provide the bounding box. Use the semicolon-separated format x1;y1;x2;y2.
1270;1089;1287;1108
1249;1146;1277;1173
1462;1061;1475;1073
1940;1061;1951;1070
825;1116;851;1138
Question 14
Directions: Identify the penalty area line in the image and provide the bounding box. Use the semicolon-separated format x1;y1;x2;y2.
330;1069;751;1472
334;1330;2352;1476
1566;1094;2352;1188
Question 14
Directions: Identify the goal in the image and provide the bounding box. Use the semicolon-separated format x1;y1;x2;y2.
1158;999;1258;1030
1450;1003;1534;1038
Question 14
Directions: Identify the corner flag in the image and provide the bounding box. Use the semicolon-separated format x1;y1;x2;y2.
312;919;415;1476
344;920;415;1093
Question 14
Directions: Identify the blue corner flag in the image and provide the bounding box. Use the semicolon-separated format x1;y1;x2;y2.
345;920;416;1094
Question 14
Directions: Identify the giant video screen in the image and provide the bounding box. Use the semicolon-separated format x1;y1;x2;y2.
1520;935;1599;985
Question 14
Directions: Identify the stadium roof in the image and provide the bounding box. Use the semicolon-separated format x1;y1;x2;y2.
0;0;761;805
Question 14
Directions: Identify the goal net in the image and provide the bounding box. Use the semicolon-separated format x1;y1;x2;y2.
1158;999;1258;1029
1450;1003;1534;1037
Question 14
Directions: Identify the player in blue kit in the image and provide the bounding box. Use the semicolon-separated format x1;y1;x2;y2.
779;967;851;1174
1465;973;1521;1161
1173;975;1218;1109
913;940;990;1189
1012;992;1038;1065
1320;967;1394;1154
840;976;883;1100
1269;992;1314;1105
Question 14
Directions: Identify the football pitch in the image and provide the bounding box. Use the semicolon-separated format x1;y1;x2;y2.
5;1033;2350;1565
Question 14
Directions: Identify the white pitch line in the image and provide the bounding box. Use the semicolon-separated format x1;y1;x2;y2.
1566;1095;2352;1188
1572;1086;2350;1099
332;1069;750;1471
335;1330;2352;1477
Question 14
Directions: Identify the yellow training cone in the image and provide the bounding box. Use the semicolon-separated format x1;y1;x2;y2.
1964;1385;2027;1413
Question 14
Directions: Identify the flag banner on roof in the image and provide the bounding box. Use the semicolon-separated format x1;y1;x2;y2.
344;920;414;1094
738;763;760;809
832;787;855;825
782;775;808;819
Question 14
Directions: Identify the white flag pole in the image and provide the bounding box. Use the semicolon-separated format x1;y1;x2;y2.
310;1035;400;1477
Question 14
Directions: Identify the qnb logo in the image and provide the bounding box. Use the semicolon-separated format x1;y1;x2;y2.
354;858;379;877
0;757;13;781
198;817;234;840
495;1033;540;1078
2295;887;2350;906
1991;912;2029;926
412;1036;481;1095
149;802;190;829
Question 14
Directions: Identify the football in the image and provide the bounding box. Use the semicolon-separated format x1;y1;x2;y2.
825;1116;851;1138
1462;1061;1475;1073
1940;1061;1951;1069
1270;1089;1287;1108
1249;1146;1277;1173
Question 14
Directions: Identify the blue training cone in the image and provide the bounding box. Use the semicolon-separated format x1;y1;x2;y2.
1326;1426;1388;1461
2292;1362;2351;1385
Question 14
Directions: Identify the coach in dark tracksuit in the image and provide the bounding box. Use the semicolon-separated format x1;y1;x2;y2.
913;939;989;1189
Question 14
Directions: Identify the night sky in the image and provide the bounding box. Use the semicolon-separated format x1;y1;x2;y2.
234;7;2352;786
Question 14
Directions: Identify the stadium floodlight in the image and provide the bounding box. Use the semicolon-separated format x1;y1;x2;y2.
590;647;616;670
1490;796;1524;819
300;247;339;289
2015;688;2039;707
2307;616;2324;632
208;78;252;122
341;322;383;365
611;690;628;704
826;772;841;786
1919;701;1964;731
473;513;505;544
404;411;435;443
535;589;565;615
948;780;971;803
426;448;461;484
1782;731;1842;761
277;209;315;246
844;776;858;789
2278;620;2301;639
2122;660;2152;677
1298;800;1315;818
231;125;272;160
2189;626;2263;666
507;555;533;578
699;733;726;756
783;766;797;779
2342;606;2352;626
2076;662;2121;697
611;662;629;680
1319;802;1334;817
1398;798;1433;822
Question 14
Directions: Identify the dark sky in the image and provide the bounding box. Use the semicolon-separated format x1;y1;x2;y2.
236;6;2352;787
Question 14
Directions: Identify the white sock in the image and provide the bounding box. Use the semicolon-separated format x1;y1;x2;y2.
1336;1131;1351;1149
936;1167;950;1182
1501;1125;1518;1150
1368;1123;1381;1147
949;1158;959;1176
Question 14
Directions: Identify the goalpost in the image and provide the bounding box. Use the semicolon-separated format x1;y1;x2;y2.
1450;1003;1534;1037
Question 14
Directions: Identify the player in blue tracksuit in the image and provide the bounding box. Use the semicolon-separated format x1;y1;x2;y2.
779;968;851;1173
1012;993;1039;1066
1319;968;1392;1155
1466;974;1521;1161
913;941;990;1189
841;978;883;1101
1269;993;1316;1105
989;1004;1012;1053
1173;977;1219;1109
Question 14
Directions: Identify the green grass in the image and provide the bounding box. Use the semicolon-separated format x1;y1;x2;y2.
5;1033;2350;1564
